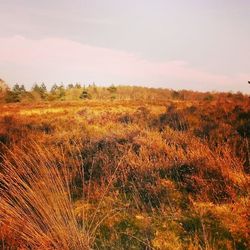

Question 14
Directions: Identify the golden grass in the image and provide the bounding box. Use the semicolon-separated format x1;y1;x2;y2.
0;144;90;249
0;95;249;249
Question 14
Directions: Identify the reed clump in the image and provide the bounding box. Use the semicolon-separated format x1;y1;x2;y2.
0;144;90;249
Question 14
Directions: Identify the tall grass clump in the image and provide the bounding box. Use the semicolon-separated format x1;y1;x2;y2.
0;143;90;249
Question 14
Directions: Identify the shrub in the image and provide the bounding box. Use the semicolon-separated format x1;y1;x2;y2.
5;90;21;103
80;90;91;99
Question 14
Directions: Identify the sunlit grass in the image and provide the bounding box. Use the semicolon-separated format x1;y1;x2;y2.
0;95;249;249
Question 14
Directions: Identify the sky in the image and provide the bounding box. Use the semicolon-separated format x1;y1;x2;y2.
0;0;249;92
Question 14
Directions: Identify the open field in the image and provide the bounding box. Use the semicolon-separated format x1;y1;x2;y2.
0;93;249;249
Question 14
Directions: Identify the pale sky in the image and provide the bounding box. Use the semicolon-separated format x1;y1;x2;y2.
0;0;249;92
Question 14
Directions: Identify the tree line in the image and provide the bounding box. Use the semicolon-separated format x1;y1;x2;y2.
2;83;119;103
0;81;247;103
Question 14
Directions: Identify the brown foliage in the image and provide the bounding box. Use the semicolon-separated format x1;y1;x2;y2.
0;91;249;249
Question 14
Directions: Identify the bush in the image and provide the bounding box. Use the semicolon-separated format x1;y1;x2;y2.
80;90;91;99
5;90;21;103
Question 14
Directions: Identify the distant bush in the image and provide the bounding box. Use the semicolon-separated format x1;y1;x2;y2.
80;90;91;99
5;90;21;103
4;84;27;103
49;84;66;100
32;83;47;99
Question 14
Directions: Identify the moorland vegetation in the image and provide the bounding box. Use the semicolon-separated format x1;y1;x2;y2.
0;81;249;249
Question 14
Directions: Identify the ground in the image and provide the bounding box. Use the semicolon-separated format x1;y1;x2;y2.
0;95;249;249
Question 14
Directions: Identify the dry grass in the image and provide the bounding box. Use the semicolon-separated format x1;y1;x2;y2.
0;93;249;249
0;143;90;249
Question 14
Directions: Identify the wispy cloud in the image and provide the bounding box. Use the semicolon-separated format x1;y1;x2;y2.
0;36;249;92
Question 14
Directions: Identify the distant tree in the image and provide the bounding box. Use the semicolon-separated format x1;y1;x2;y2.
20;84;26;92
58;85;66;99
48;84;66;100
50;84;57;92
5;90;21;103
67;84;74;89
12;84;19;92
40;83;47;92
4;84;27;102
75;83;81;88
32;84;41;92
12;84;26;94
32;83;47;99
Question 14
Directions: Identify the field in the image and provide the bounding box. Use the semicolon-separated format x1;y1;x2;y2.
0;90;249;249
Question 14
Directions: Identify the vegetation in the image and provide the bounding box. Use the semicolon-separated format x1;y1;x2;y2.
0;83;249;249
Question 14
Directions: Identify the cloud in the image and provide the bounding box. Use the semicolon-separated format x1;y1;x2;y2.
0;36;249;92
